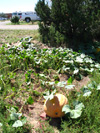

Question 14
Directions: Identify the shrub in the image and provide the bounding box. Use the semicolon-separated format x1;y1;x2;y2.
10;16;19;24
38;22;49;43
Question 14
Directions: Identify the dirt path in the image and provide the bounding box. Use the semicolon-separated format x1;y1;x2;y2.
0;21;39;30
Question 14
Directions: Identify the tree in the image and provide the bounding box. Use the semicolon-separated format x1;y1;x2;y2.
35;0;100;47
35;0;51;25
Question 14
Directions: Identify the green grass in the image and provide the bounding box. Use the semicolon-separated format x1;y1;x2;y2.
7;20;40;25
60;71;100;133
0;29;40;45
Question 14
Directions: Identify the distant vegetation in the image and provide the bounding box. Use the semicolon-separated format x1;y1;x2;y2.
0;13;6;18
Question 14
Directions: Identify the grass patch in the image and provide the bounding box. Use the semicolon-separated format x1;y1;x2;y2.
61;71;100;132
0;29;40;45
7;20;40;25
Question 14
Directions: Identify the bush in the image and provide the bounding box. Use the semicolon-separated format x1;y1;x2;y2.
38;22;49;43
48;24;66;47
10;16;19;24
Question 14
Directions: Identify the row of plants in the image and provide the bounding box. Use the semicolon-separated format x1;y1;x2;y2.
0;37;100;132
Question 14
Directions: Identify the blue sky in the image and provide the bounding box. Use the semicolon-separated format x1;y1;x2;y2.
0;0;39;13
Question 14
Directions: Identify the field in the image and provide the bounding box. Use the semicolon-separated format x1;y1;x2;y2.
0;30;100;133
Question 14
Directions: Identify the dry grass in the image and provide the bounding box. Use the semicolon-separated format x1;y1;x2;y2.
0;29;40;45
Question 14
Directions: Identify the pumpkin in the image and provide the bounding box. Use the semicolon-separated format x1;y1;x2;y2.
44;93;68;118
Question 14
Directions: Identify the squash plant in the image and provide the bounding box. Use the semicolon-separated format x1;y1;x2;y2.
8;107;27;128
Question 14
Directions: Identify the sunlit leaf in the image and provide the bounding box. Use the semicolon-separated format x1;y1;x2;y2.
75;57;83;63
97;84;100;90
21;117;27;125
80;54;85;58
0;123;2;127
95;64;100;69
12;120;23;127
48;81;55;85
10;113;22;120
43;89;56;100
57;81;66;87
62;105;71;113
70;109;82;119
83;90;91;97
64;60;73;64
8;107;16;113
65;85;75;89
75;103;84;110
73;68;79;74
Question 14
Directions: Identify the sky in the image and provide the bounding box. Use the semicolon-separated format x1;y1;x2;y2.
0;0;39;13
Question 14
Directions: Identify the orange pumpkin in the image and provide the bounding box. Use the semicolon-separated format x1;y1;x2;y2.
44;93;68;118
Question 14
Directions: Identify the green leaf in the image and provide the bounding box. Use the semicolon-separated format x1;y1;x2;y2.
75;57;83;63
84;58;93;63
67;76;73;84
8;107;16;113
62;102;84;119
95;63;100;69
57;81;66;87
83;90;91;97
70;109;82;119
75;103;84;110
64;60;73;64
10;113;22;120
21;117;27;125
48;81;55;85
78;73;83;80
87;83;94;89
73;68;79;74
27;96;34;104
0;123;2;127
80;54;85;58
65;85;75;90
62;105;71;114
84;68;94;73
62;65;70;71
39;74;47;78
43;89;56;100
12;120;23;127
97;84;100;90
